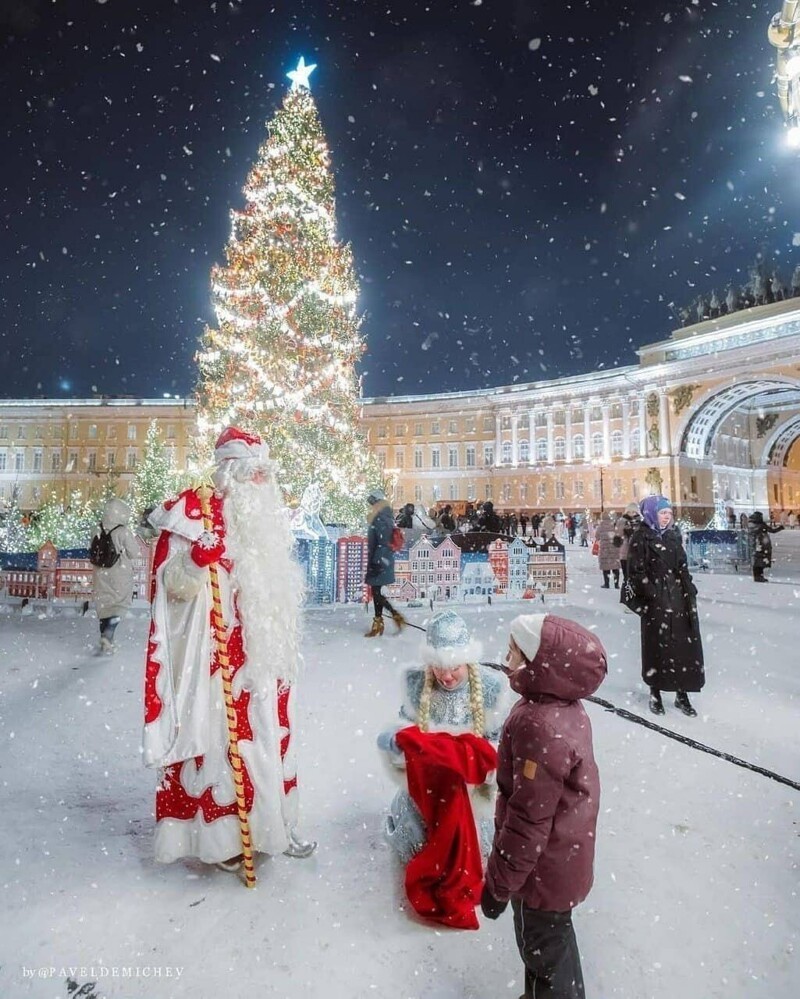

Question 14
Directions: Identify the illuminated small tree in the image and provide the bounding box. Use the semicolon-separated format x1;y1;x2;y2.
128;420;176;523
196;58;378;524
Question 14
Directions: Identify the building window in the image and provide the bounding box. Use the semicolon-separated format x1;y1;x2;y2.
519;439;529;463
414;448;423;469
432;483;441;500
87;451;97;471
467;482;476;501
572;408;583;422
556;480;565;500
501;415;512;431
483;416;494;431
591;407;602;421
377;450;387;470
575;479;584;498
431;421;441;435
518;413;529;430
33;450;43;472
50;452;61;473
414;485;423;503
127;425;137;441
448;420;458;434
554;436;566;460
535;412;548;428
449;483;458;500
107;424;117;439
431;448;441;469
88;424;98;439
414;423;424;436
573;434;585;459
611;430;624;456
483;444;494;466
630;399;639;415
14;451;24;472
376;425;388;439
537;481;547;500
592;479;600;499
536;439;548;461
554;410;565;426
397;484;405;501
466;445;476;468
32;486;41;503
520;482;528;502
591;432;604;457
0;451;6;471
448;446;458;469
394;424;406;437
502;441;512;464
465;417;476;433
126;449;137;470
0;426;7;439
611;403;623;419
502;482;512;502
394;449;405;469
630;428;641;456
166;424;176;439
68;451;78;471
485;483;493;500
70;422;78;440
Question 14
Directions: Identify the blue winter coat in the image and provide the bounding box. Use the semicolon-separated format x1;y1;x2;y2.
365;500;396;587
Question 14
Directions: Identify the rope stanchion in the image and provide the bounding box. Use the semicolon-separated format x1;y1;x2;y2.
197;485;257;888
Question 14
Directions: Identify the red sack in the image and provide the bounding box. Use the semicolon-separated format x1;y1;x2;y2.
591;539;599;556
389;526;405;552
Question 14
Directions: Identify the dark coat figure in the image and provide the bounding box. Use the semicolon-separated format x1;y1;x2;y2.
366;499;396;587
627;497;704;715
395;503;415;529
748;511;783;581
478;501;502;534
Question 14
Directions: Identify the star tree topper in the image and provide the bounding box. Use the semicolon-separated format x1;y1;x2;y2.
287;56;317;91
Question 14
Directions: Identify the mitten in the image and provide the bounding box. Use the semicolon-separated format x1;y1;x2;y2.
190;530;225;568
479;883;508;920
376;730;399;755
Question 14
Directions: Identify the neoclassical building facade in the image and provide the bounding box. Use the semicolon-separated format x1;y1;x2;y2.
1;299;799;521
361;298;800;521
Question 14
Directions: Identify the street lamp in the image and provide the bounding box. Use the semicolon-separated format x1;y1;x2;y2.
768;2;800;144
591;458;607;514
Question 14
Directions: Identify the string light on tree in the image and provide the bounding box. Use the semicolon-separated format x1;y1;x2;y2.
196;59;379;523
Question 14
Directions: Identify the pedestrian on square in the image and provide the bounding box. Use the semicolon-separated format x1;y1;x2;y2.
748;511;784;583
481;613;607;999
626;496;704;717
90;497;139;655
612;503;641;582
365;488;406;637
595;510;620;588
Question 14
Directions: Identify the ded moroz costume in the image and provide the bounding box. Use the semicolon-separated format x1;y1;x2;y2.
142;426;315;868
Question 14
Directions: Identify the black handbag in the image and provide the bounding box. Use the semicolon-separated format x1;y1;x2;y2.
620;578;647;616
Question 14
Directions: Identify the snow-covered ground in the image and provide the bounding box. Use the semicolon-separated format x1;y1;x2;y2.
1;534;799;999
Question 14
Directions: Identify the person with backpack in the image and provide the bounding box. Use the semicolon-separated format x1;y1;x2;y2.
365;488;407;637
90;497;139;654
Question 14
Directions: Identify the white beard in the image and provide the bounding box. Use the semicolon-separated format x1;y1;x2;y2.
221;474;304;696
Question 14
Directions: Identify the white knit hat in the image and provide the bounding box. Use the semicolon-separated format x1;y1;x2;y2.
510;613;547;664
421;610;483;668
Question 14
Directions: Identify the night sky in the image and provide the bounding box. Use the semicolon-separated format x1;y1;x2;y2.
1;0;797;401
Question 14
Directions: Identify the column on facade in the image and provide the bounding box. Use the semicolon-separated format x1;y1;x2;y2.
583;406;591;462
546;410;555;464
511;412;519;465
494;411;502;466
638;394;647;456
659;390;670;456
602;403;611;463
565;407;573;462
621;397;631;459
528;409;536;462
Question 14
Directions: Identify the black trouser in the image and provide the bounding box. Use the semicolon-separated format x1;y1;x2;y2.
602;569;620;587
753;565;766;581
512;901;586;999
99;616;120;641
372;586;397;619
620;558;628;582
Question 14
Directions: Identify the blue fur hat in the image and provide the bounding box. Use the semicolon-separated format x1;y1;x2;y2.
421;610;483;668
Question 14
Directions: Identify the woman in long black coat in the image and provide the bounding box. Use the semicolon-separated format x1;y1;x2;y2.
748;511;783;582
627;496;704;717
365;488;406;638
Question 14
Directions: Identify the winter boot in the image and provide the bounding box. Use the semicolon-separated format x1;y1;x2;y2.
215;854;244;872
648;688;665;715
283;830;317;859
674;691;698;717
98;636;116;656
391;610;408;632
365;616;384;638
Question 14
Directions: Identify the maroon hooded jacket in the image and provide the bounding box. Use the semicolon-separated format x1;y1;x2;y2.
485;615;607;912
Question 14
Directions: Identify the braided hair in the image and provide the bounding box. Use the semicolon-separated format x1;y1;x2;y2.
417;663;486;738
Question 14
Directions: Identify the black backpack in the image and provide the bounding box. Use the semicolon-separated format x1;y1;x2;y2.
89;526;121;569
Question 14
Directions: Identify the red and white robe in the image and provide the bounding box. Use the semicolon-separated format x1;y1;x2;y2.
143;489;298;863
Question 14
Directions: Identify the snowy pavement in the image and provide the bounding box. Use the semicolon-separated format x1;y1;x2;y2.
1;535;798;998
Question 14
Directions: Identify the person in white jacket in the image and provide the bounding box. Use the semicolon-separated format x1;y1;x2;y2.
91;497;139;654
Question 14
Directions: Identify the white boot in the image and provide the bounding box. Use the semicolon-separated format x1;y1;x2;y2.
283;830;317;859
99;636;116;656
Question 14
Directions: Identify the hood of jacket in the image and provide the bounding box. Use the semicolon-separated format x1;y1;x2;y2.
509;614;607;702
101;498;132;532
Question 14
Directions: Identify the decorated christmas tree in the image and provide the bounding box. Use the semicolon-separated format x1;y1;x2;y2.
196;58;379;524
128;420;176;523
27;491;100;551
0;497;31;552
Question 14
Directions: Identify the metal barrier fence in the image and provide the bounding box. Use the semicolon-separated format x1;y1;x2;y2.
685;529;752;573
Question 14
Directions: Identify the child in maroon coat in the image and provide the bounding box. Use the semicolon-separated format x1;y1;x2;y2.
481;613;607;999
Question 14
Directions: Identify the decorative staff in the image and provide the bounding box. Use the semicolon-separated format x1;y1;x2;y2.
197;483;256;888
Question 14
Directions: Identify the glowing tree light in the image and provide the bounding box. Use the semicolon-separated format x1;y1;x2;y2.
196;59;379;524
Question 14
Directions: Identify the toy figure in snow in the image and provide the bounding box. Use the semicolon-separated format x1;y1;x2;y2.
142;427;316;876
377;611;508;928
